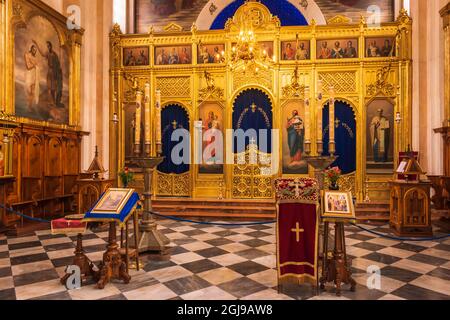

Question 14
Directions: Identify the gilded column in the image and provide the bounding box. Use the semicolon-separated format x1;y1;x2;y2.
71;30;83;127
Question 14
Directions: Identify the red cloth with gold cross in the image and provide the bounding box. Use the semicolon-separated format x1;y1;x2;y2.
275;178;319;285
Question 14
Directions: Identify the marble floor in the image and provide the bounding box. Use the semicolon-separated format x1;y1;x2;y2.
0;219;449;300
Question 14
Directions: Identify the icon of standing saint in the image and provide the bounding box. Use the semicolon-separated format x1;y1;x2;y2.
287;110;305;167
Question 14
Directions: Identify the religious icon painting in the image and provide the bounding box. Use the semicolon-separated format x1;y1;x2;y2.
282;101;308;175
155;45;192;65
90;188;135;214
259;41;275;59
316;39;358;59
123;47;150;67
322;191;355;220
366;99;394;173
281;40;310;61
198;103;224;174
365;37;396;58
14;15;70;124
197;44;225;64
231;42;274;60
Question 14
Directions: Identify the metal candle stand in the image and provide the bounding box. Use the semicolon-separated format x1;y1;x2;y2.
130;143;170;254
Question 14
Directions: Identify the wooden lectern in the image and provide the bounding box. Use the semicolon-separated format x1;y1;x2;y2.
389;152;432;237
77;147;115;215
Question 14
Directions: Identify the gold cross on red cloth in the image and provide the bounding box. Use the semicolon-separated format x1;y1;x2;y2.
291;222;305;243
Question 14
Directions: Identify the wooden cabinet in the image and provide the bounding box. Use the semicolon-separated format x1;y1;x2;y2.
389;180;432;237
3;123;87;227
77;179;115;215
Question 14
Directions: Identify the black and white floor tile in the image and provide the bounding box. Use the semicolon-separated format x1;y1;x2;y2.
0;219;449;300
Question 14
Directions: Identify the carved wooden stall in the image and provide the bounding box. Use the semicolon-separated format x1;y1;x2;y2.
6;123;86;227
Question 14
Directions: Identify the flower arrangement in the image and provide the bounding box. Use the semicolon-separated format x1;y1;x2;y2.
118;167;134;188
325;166;341;190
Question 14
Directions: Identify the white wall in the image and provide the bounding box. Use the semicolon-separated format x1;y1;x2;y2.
411;0;447;175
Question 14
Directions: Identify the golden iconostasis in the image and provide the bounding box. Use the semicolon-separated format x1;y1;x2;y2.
108;2;413;202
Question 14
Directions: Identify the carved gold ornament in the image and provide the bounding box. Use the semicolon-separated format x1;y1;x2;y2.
157;172;190;196
199;71;224;102
327;15;352;25
0;111;16;122
156;77;191;98
366;66;396;97
163;22;184;33
282;65;306;99
319;72;357;94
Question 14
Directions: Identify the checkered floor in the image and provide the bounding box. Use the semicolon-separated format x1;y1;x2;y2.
0;219;449;300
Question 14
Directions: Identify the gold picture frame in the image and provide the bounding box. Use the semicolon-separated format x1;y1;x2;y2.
322;191;355;220
4;0;84;128
91;188;135;214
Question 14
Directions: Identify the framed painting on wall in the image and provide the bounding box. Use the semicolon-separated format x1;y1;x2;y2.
14;16;71;124
282;101;308;175
8;0;83;127
123;47;150;66
155;45;192;65
198;103;224;174
281;40;310;61
366;99;394;173
317;39;358;59
365;37;396;57
197;44;225;64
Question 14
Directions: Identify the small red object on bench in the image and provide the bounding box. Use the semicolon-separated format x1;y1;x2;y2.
51;217;87;235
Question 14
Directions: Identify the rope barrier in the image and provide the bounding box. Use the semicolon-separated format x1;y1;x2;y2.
0;204;52;224
350;223;450;242
151;212;276;226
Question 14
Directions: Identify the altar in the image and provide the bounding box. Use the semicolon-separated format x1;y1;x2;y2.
109;1;413;206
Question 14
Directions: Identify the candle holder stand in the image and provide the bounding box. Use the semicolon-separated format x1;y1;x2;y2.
129;155;170;254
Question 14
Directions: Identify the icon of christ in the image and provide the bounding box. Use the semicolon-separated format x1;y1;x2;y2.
287;110;305;167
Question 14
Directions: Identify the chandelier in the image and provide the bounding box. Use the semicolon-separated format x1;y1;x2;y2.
229;20;275;74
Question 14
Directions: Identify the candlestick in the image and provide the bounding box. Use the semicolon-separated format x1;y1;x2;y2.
328;86;336;156
304;86;311;155
316;80;323;155
317;79;323;100
155;89;162;156
134;91;143;155
144;83;151;155
317;108;323;156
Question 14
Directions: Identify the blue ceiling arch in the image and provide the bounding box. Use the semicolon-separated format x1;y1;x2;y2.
210;0;308;30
